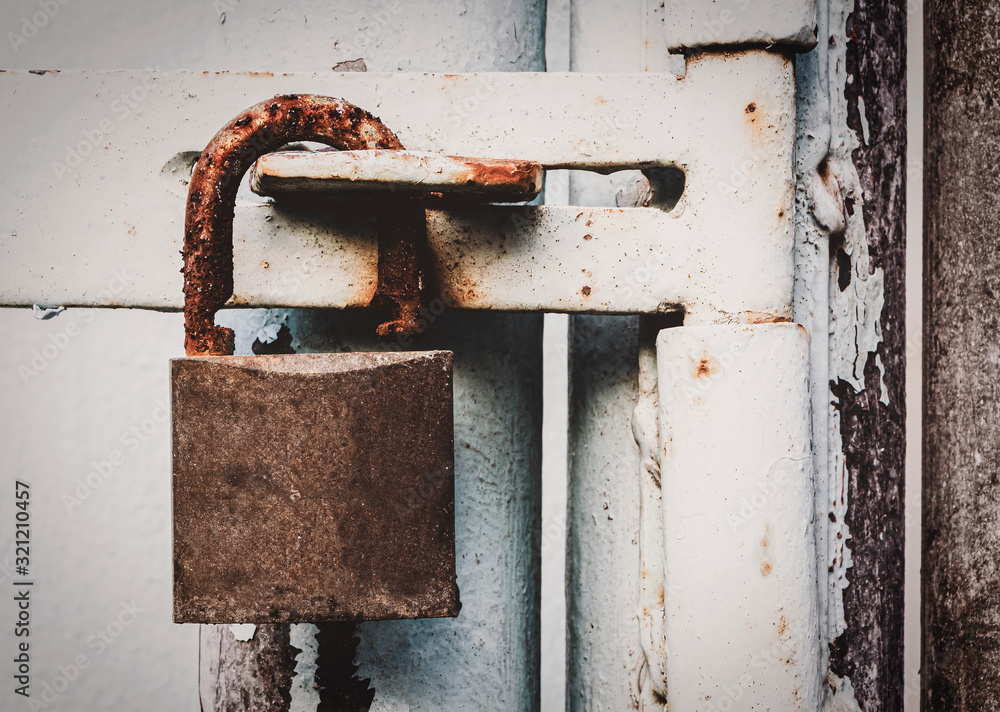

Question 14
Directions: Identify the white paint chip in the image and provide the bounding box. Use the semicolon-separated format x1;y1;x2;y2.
32;305;65;320
229;624;257;642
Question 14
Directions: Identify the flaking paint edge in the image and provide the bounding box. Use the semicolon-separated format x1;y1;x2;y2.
801;0;885;708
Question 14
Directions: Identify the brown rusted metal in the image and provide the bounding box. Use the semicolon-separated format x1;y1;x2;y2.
172;350;459;623
183;94;425;355
369;194;427;339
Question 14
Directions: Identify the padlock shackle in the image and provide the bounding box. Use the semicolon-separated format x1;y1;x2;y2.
183;94;406;356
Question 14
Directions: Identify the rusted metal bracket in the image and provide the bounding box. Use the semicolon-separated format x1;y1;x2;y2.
183;93;425;355
248;149;543;339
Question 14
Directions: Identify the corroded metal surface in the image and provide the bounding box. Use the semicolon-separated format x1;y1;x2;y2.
182;94;410;356
251;150;542;203
368;194;427;340
172;351;458;623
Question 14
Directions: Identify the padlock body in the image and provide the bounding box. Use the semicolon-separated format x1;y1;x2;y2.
171;350;458;623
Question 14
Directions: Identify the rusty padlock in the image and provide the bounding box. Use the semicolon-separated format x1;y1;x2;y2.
171;95;459;624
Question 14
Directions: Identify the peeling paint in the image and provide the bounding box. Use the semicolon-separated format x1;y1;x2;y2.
795;0;894;709
825;672;861;711
288;624;321;712
823;11;890;693
229;623;256;642
826;155;885;396
875;353;889;406
32;305;65;320
828;404;856;641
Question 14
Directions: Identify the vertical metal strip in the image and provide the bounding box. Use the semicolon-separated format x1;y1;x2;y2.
565;2;652;707
565;315;645;710
656;323;822;710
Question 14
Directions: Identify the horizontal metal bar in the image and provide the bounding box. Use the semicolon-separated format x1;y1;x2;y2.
250;150;542;202
0;51;794;319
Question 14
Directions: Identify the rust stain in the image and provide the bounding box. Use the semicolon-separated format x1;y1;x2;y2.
743;311;793;324
746;102;757;115
760;523;773;577
696;354;712;378
581;286;592;297
460;157;540;197
778;614;788;638
183;94;411;356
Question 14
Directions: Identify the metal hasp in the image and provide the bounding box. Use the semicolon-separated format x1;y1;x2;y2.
172;351;457;623
1;56;796;318
251;149;542;204
173;94;458;623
